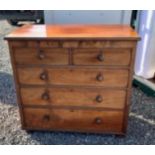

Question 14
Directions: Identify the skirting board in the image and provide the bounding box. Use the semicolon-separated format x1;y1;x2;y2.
133;75;155;97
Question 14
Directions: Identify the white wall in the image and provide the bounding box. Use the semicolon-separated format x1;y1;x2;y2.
44;10;132;25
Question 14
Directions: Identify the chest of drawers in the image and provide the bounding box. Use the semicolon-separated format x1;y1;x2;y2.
5;25;140;134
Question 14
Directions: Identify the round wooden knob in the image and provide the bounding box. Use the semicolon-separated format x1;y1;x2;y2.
43;114;50;121
97;54;104;61
96;74;104;81
38;52;45;59
95;117;102;124
42;92;49;100
40;72;48;80
38;50;45;59
96;95;103;103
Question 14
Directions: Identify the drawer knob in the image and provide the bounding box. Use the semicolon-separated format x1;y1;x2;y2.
97;54;104;61
96;95;103;103
38;52;45;59
43;114;50;121
40;72;48;80
95;117;102;124
96;74;104;81
38;50;45;59
42;92;50;100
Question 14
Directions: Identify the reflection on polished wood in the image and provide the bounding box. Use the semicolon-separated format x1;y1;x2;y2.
5;24;140;40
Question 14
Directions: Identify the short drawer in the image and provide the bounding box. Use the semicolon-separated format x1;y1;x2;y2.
14;48;69;65
23;108;124;133
73;49;131;66
17;67;129;87
21;87;126;109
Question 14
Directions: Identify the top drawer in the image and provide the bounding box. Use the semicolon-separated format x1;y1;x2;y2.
10;40;136;48
73;49;131;66
14;48;69;65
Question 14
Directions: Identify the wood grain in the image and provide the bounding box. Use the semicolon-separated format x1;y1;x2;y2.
17;67;129;87
10;40;38;47
73;48;131;66
39;41;60;48
23;107;124;133
14;48;69;65
5;25;140;40
21;87;126;109
10;40;137;48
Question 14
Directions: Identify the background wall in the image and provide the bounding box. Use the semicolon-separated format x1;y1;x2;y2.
44;10;132;25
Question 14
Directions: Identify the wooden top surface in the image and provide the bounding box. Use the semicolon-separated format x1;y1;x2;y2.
5;24;140;40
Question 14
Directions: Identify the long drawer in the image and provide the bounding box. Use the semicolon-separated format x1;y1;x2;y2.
10;40;136;48
14;48;69;65
73;48;131;66
23;108;124;133
21;87;126;109
17;67;129;87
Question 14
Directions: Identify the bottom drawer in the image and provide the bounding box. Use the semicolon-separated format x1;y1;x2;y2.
23;108;124;133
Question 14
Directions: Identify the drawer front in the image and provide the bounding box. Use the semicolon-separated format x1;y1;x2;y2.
10;41;38;47
73;49;131;66
24;108;51;129
14;48;69;65
24;108;124;133
21;87;126;109
62;41;135;48
17;68;129;87
39;41;60;48
10;40;136;48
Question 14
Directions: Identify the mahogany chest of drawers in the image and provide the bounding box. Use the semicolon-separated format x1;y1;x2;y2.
5;25;140;135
